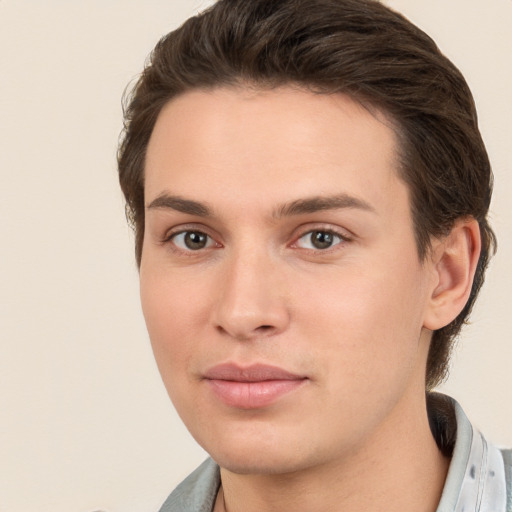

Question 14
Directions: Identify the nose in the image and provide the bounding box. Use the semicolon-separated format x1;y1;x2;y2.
212;246;290;341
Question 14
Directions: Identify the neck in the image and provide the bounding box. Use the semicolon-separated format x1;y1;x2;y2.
215;392;450;512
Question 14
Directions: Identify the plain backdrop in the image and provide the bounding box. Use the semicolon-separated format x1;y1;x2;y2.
0;1;510;511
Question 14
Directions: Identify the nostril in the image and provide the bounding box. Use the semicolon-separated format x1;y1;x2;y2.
215;322;277;340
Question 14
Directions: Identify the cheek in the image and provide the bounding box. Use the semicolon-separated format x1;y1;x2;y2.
139;271;208;418
295;261;428;383
139;269;204;373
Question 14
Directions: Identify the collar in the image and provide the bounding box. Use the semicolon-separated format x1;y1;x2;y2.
434;394;507;512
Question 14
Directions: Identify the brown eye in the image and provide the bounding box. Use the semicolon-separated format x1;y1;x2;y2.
172;231;214;251
296;230;343;250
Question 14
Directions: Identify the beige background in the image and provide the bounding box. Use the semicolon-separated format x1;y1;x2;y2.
0;1;510;511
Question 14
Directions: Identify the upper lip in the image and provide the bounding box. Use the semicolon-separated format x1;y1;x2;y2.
203;363;306;382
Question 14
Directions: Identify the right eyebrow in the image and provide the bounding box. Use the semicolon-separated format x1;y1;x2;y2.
146;193;211;217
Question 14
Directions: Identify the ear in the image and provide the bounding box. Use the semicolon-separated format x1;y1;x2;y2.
423;218;481;331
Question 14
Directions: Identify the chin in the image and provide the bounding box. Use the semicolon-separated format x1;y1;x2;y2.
212;450;312;476
196;427;324;476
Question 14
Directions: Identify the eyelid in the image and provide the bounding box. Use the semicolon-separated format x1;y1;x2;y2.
162;222;217;241
289;224;354;250
161;223;223;252
172;231;216;250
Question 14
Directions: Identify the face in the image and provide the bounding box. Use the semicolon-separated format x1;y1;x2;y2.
140;87;438;475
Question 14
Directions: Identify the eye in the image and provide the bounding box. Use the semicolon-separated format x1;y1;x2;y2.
170;231;216;251
295;230;345;250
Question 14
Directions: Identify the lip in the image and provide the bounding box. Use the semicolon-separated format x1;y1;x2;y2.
203;363;308;409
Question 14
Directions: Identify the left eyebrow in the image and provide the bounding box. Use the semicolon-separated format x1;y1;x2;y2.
273;194;376;219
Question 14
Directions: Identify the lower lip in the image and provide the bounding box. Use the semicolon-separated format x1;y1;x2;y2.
206;379;306;409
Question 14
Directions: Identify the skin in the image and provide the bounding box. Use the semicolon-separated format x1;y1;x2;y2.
140;87;479;512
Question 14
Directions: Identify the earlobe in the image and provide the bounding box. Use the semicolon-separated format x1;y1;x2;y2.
423;218;481;331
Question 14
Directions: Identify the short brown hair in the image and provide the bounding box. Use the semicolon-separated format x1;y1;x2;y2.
118;0;496;389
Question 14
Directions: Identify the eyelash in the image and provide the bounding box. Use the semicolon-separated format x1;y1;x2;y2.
292;228;351;252
162;227;220;254
161;226;352;255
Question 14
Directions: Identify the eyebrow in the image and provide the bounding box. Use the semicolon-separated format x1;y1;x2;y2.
274;194;376;218
146;194;211;216
146;192;375;218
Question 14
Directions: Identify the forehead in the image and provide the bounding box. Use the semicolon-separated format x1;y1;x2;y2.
145;86;407;218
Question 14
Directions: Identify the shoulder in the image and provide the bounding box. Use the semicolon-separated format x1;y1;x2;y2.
502;447;512;470
158;458;220;512
500;449;512;512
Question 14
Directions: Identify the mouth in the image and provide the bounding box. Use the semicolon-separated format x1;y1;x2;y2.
203;363;308;409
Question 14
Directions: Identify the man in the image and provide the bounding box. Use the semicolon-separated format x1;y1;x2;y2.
117;0;511;510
